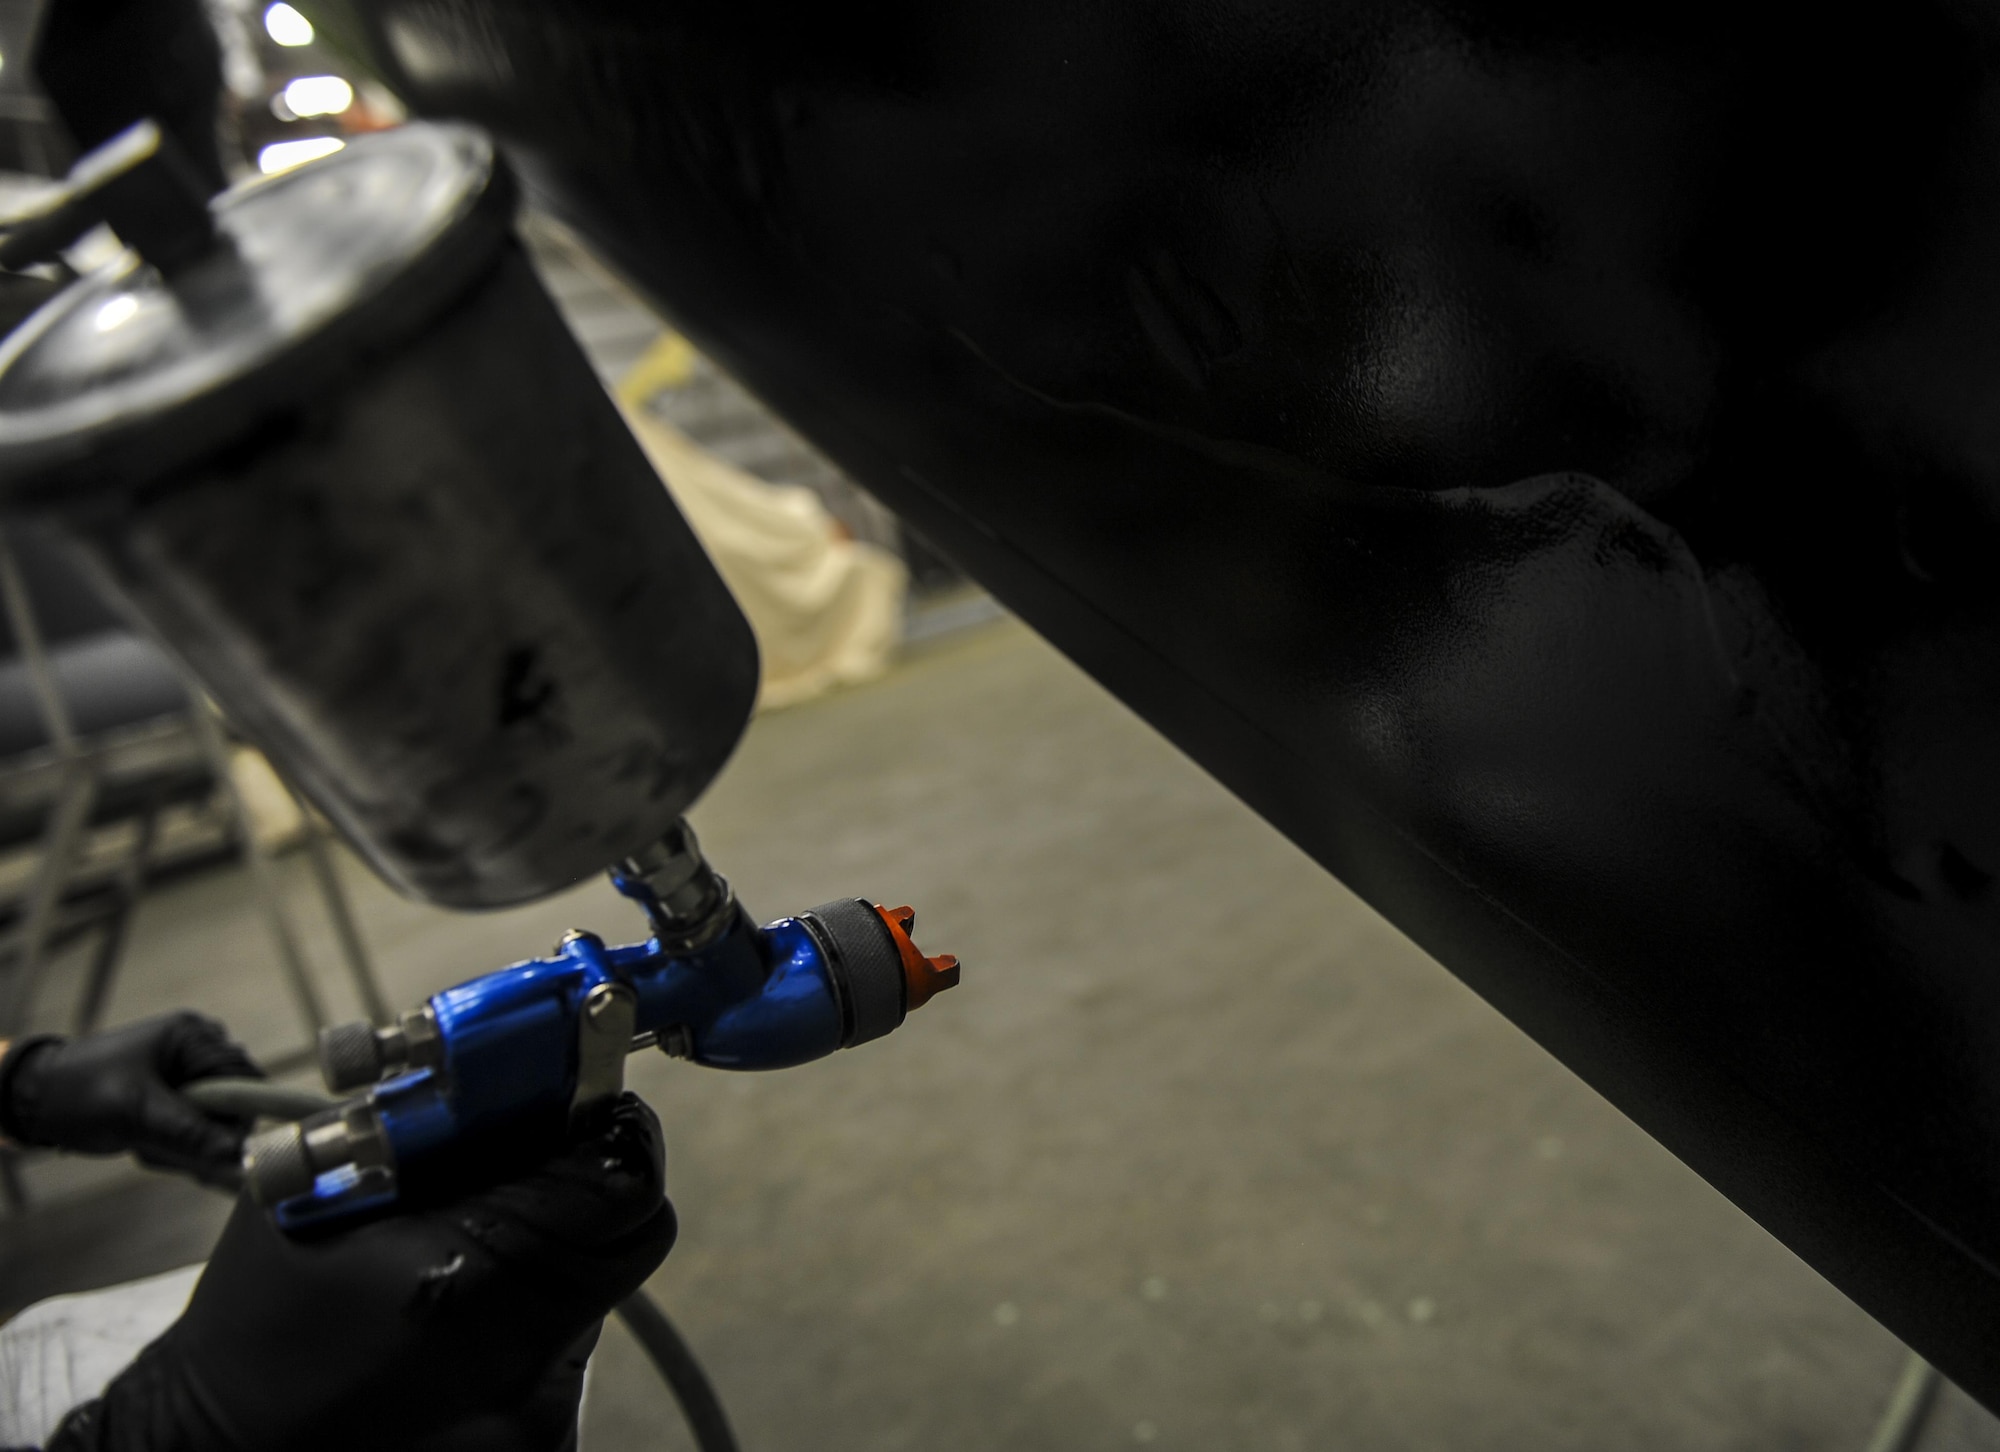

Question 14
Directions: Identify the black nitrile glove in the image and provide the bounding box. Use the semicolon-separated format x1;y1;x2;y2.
47;1092;675;1452
0;1012;262;1187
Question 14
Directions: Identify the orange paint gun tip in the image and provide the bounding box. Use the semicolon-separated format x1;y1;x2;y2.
873;903;962;1012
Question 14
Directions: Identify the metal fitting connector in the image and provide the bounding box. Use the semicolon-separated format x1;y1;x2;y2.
319;1005;443;1093
243;1100;391;1206
613;817;737;952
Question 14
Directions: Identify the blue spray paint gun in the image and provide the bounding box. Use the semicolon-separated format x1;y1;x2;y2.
240;819;959;1229
0;124;961;1230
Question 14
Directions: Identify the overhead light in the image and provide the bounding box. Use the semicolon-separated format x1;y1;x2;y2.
264;3;315;46
282;75;353;117
258;136;345;174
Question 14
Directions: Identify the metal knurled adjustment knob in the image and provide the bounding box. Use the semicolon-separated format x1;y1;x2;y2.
802;898;961;1049
319;1019;384;1092
242;1122;315;1206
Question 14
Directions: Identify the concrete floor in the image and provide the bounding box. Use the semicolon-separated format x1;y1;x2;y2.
5;617;1999;1452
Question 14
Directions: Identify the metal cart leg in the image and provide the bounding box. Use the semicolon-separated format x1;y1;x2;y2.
292;796;391;1026
72;800;162;1035
185;702;328;1037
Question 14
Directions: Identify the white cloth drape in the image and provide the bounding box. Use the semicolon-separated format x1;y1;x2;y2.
0;1263;202;1448
618;404;907;712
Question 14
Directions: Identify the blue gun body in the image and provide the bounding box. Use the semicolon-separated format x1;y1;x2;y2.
266;898;947;1229
247;824;958;1231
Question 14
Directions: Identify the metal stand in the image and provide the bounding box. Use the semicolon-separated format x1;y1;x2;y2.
0;528;100;1040
182;700;330;1034
0;526;393;1209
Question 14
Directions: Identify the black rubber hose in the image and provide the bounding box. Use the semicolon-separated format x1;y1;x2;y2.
616;1288;741;1452
182;1079;338;1122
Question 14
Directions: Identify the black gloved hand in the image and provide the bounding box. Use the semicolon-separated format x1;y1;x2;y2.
0;1012;261;1187
48;1092;676;1452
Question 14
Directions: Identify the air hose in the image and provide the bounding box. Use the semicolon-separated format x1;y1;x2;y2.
613;1287;741;1452
185;1078;740;1452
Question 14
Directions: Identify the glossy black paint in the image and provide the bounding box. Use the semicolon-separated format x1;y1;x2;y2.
322;0;2000;1404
